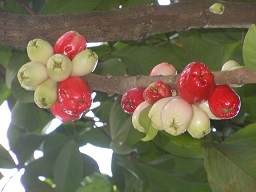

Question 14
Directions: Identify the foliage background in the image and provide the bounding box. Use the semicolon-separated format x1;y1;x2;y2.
1;0;256;192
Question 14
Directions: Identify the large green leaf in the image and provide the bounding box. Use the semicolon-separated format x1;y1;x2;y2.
0;144;16;168
204;123;256;192
243;24;256;68
0;79;10;105
0;46;12;68
40;0;103;14
76;173;112;192
96;58;127;76
53;140;83;192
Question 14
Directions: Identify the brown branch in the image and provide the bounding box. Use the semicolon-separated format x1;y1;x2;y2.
84;68;254;95
1;1;256;47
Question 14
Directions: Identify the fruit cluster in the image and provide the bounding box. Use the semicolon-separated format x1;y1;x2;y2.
121;61;241;140
17;31;98;122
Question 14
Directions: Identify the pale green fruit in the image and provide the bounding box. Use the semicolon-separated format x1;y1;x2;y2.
148;97;174;130
17;61;49;91
209;3;225;15
46;54;72;82
198;100;221;120
71;49;98;76
132;101;151;132
221;60;244;87
161;97;193;136
187;105;211;139
138;106;158;141
34;79;57;109
27;39;53;64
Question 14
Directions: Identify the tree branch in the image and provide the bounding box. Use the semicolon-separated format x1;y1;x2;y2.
1;1;256;47
84;68;254;95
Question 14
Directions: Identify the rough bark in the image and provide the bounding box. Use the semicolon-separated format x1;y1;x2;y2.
1;1;256;47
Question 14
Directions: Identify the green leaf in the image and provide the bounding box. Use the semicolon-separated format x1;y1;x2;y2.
40;0;103;14
81;154;99;177
154;131;204;158
0;79;10;105
243;24;256;68
96;58;127;76
138;106;158;141
53;140;83;192
10;102;52;132
76;173;112;192
204;123;256;192
0;46;12;68
0;144;16;168
13;134;46;165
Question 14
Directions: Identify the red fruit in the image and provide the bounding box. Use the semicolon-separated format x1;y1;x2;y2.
208;85;241;119
177;62;215;104
143;81;172;105
121;88;145;114
58;77;92;115
51;101;81;123
53;31;86;60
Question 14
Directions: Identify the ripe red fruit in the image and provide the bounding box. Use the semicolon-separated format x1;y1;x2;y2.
51;100;81;123
58;77;92;115
53;31;86;60
208;85;241;119
143;81;172;105
177;62;215;104
121;87;145;114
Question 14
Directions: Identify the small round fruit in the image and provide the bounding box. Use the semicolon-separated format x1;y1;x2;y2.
121;87;145;114
58;77;92;115
53;31;86;60
150;62;177;76
34;79;57;109
161;97;193;136
209;3;225;15
17;61;49;91
177;62;215;104
71;49;98;77
143;81;172;105
208;85;241;119
51;100;82;123
46;54;72;82
27;39;54;64
187;105;211;139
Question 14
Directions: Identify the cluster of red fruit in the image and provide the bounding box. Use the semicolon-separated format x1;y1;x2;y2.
121;62;241;139
17;31;98;122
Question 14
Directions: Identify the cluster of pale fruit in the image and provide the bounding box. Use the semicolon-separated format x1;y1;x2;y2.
17;38;98;109
131;60;243;140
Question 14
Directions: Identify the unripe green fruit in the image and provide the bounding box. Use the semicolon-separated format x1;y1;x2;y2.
161;97;193;136
209;3;225;15
46;54;72;82
27;39;54;64
17;61;49;91
71;49;98;76
187;105;211;139
148;97;174;130
132;101;151;133
34;79;57;109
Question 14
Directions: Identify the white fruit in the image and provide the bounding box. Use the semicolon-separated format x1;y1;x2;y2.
198;100;221;120
187;105;211;139
27;39;53;64
46;54;72;82
148;97;174;130
71;49;98;77
150;62;177;76
132;101;151;132
17;61;49;91
161;97;193;136
34;79;57;109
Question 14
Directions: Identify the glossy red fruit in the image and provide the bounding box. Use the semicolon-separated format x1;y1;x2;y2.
208;85;241;119
58;77;92;115
143;81;172;105
51;100;81;123
53;31;86;60
121;87;145;114
177;62;215;104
